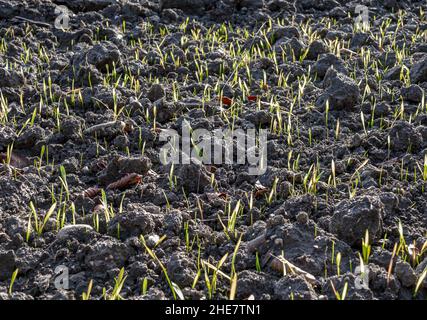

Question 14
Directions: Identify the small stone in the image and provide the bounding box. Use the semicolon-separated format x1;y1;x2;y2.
239;0;265;9
312;53;347;78
108;209;155;239
166;252;196;287
401;85;424;103
274;238;284;247
147;83;165;102
329;195;383;246
273;276;317;300
389;121;422;153
350;33;372;50
317;67;360;111
394;261;417;287
84;42;121;72
112;134;129;150
56;224;94;241
164;211;183;235
306;40;328;60
161;0;211;14
296;212;309;224
146;234;160;248
0;250;16;281
384;66;402;80
410;56;427;84
383;0;398;9
117;156;152;175
0;67;25;87
84;238;132;273
174;159;211;194
62;118;82;139
271;26;300;41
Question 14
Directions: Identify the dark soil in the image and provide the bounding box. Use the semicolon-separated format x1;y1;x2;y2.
0;0;426;300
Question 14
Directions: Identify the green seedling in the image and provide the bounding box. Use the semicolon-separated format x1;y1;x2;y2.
81;280;93;300
107;267;127;300
9;269;19;296
27;201;57;240
362;229;371;264
140;235;179;300
330;281;348;301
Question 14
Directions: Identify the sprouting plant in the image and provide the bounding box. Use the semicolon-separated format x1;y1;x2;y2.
417;154;427;192
0;91;9;124
118;192;126;215
267;177;279;204
152;105;157;131
9;269;19;296
228;236;242;300
348;159;369;198
59;165;70;202
35;145;45;174
361;229;371;264
107;267;127;300
330;281;348;301
414;266;427;298
140;235;179;300
184;221;191;252
162;190;171;211
141;277;149;295
255;252;261;272
189;240;201;282
6;143;14;166
387;135;391;158
335;118;340;140
182;187;190;211
70;202;76;225
27;201;57;240
336;252;341;276
226;200;243;238
100;189;114;222
331;240;335;265
231;235;242;278
381;233;388;250
93;211;100;233
196;196;204;220
397;220;407;259
27;103;37;127
154;234;167;249
303;163;322;195
55;201;67;231
360;111;367;136
202;253;229;299
112;88;123;120
387;243;398;285
325;99;330;132
81;280;93;300
168;163;175;190
331;159;337;188
222;258;235;293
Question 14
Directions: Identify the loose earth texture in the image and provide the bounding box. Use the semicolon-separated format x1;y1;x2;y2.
0;0;427;300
